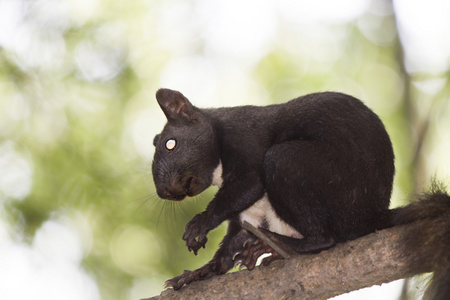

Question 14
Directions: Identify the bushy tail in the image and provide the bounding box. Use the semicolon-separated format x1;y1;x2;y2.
386;181;450;300
390;181;450;226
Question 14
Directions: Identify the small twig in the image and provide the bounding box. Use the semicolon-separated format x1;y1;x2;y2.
242;221;292;259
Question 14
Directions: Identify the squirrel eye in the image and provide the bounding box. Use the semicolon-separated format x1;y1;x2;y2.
165;139;176;150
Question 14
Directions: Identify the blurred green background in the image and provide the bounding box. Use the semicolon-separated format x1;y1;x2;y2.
0;0;449;299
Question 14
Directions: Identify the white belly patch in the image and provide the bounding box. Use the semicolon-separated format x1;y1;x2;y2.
211;161;303;239
240;195;303;239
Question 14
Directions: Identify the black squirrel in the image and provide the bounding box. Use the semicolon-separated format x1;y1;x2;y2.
151;88;450;297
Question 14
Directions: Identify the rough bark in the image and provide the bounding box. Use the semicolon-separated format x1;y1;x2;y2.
144;215;448;300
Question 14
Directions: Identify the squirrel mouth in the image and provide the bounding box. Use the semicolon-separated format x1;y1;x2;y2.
161;176;195;201
185;177;194;196
161;176;199;201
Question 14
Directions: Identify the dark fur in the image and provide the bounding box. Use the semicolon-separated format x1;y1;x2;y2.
152;89;450;294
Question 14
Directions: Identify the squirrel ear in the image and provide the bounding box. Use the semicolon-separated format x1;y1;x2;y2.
156;89;197;122
153;134;161;147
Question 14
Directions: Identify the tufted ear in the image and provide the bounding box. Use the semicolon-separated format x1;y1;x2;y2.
155;89;198;123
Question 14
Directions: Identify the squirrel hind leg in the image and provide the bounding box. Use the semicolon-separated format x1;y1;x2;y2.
259;228;336;254
263;141;342;250
239;227;336;270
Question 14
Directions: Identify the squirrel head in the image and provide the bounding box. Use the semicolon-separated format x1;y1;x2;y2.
152;89;220;201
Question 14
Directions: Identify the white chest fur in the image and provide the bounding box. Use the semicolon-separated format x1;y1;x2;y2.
211;162;223;187
211;162;303;239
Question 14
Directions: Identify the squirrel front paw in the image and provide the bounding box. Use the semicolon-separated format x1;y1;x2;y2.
182;213;209;255
165;259;229;290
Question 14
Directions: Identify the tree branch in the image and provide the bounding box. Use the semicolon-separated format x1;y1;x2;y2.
144;215;448;300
